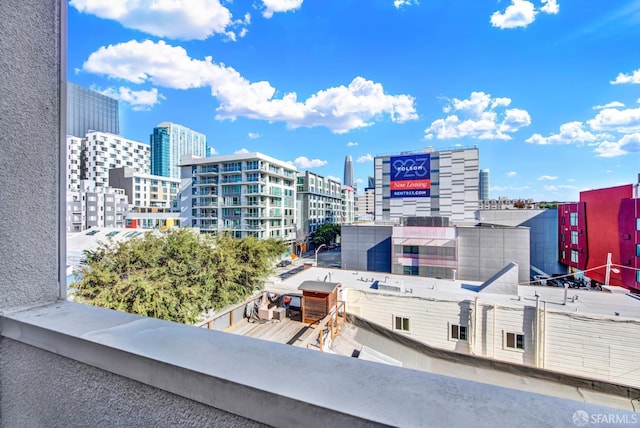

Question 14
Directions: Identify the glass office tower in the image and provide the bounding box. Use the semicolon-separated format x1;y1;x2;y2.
67;82;119;137
151;122;207;179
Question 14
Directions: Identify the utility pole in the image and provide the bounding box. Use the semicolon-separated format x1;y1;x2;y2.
604;252;612;286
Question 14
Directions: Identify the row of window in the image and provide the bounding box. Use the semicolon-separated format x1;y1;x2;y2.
392;316;525;351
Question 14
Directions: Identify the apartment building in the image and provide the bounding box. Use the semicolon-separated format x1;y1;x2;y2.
296;171;343;239
82;131;150;188
558;179;640;291
109;167;179;213
179;153;297;242
342;185;356;225
356;187;375;220
66;136;83;191
374;147;479;224
66;180;128;232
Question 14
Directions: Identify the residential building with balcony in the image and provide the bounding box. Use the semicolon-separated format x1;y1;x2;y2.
65;180;128;232
341;185;355;225
179;153;297;242
109;167;179;213
374;146;479;224
296;171;343;240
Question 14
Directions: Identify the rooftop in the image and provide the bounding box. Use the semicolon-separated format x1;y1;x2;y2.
268;266;640;319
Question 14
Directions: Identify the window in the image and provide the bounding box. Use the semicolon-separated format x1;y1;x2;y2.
402;245;419;255
505;332;525;350
570;212;578;226
403;265;419;276
637;244;640;258
570;230;578;245
637;218;640;231
450;324;467;341
637;270;640;284
393;315;410;332
571;249;579;263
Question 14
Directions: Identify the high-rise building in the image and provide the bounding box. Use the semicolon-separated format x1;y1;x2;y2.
343;155;354;187
179;152;297;242
479;169;490;201
296;171;343;239
151;122;207;179
67;82;119;138
80;132;150;188
374;147;479;224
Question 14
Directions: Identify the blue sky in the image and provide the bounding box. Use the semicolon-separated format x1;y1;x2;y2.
68;0;640;201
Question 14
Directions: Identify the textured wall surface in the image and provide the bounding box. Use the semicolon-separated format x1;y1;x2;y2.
0;0;61;308
0;339;264;428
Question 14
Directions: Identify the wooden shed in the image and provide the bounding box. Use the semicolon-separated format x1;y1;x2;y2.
297;281;340;324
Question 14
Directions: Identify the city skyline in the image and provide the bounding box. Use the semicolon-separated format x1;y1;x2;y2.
68;1;640;201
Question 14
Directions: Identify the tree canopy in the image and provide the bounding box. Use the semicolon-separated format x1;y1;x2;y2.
71;229;287;324
311;222;341;246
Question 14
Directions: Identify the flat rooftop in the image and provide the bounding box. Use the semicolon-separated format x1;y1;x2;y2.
267;266;640;319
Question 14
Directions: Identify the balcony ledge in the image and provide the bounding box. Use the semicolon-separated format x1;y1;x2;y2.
1;301;634;427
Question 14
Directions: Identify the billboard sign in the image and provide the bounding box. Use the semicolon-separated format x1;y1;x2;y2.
390;154;431;198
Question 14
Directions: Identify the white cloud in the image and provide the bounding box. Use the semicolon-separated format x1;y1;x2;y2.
540;0;559;15
526;121;600;145
99;86;164;111
248;132;261;139
543;184;578;192
507;171;517;177
394;0;419;9
611;69;640;85
327;175;342;183
68;0;245;41
588;107;640;133
537;175;558;181
234;148;250;154
356;178;365;184
490;0;536;29
490;0;558;29
424;91;531;140
261;0;304;19
593;101;625;110
357;153;374;163
294;156;327;168
594;133;640;157
347;141;359;147
83;40;417;134
490;185;530;192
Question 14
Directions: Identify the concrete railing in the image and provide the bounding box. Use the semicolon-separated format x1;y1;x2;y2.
2;301;638;428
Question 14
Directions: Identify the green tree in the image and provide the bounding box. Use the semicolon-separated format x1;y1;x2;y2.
72;229;287;324
311;222;341;246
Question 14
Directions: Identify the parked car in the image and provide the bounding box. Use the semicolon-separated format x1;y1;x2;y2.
533;275;550;286
276;259;292;268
